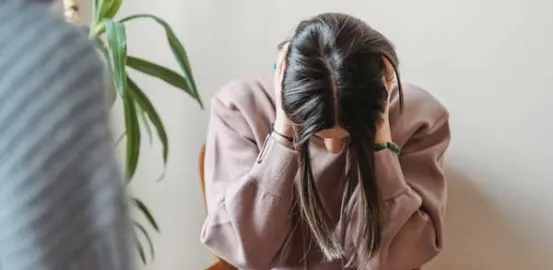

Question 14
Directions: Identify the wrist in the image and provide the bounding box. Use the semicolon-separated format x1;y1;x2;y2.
274;115;294;138
375;120;392;143
271;132;295;149
374;141;401;154
271;120;295;149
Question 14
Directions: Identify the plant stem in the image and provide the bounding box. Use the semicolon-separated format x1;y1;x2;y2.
89;0;100;37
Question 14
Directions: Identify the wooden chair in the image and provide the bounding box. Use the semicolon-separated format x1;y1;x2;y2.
199;144;237;270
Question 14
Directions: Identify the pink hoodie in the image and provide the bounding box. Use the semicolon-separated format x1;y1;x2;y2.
201;78;450;270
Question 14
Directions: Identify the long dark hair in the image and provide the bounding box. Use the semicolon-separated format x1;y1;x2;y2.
281;13;403;268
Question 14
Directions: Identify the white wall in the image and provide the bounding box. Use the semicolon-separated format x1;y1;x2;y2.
74;0;553;269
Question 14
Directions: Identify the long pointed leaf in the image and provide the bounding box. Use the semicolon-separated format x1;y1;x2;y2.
91;0;100;26
91;21;106;37
99;0;123;20
128;78;168;164
136;103;153;145
133;197;160;232
134;222;155;260
122;92;140;181
135;235;147;264
127;56;191;95
104;19;127;97
120;14;203;108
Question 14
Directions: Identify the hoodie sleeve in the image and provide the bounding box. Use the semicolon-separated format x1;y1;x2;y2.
348;111;450;270
200;87;299;270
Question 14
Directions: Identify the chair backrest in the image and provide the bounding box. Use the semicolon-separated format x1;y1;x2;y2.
199;144;237;270
199;143;207;210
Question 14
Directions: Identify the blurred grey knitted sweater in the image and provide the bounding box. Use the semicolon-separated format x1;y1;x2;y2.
0;0;132;269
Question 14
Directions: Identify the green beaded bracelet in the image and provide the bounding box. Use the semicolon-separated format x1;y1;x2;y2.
374;142;401;154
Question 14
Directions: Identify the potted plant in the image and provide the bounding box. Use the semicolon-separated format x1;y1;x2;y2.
63;0;203;264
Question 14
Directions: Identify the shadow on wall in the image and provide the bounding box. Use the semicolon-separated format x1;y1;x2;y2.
425;166;553;270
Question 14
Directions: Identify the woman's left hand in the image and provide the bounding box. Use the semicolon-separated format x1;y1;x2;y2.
375;57;395;143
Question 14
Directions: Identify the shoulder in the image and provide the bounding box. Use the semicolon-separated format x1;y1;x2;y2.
211;77;274;109
210;77;275;122
390;84;449;145
0;4;106;112
5;2;99;55
209;78;276;142
402;84;448;120
1;4;105;82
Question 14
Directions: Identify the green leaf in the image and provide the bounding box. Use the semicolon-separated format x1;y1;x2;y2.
120;14;203;108
128;78;168;164
122;92;140;181
135;236;147;264
99;0;123;20
91;21;106;38
93;0;101;10
90;0;100;25
133;197;160;232
127;56;193;96
134;221;155;260
136;101;153;145
104;19;127;97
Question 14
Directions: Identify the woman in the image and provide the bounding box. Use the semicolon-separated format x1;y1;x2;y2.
201;13;450;270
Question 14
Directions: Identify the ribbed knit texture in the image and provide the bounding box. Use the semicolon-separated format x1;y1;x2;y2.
0;1;132;269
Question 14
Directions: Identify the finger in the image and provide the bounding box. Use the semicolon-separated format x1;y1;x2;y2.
274;42;289;88
382;56;395;90
276;42;289;73
277;42;289;61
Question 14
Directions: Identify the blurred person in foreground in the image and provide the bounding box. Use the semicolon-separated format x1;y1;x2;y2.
0;0;132;269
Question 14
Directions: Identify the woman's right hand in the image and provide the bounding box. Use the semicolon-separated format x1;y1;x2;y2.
375;57;395;143
273;43;294;139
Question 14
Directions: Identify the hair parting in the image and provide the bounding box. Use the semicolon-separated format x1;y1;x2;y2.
281;13;404;268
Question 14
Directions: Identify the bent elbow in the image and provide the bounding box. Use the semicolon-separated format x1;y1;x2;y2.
200;224;274;270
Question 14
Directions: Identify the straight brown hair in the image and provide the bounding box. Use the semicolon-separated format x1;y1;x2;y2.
281;13;403;268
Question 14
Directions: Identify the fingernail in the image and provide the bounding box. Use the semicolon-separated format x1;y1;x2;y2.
273;63;277;70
